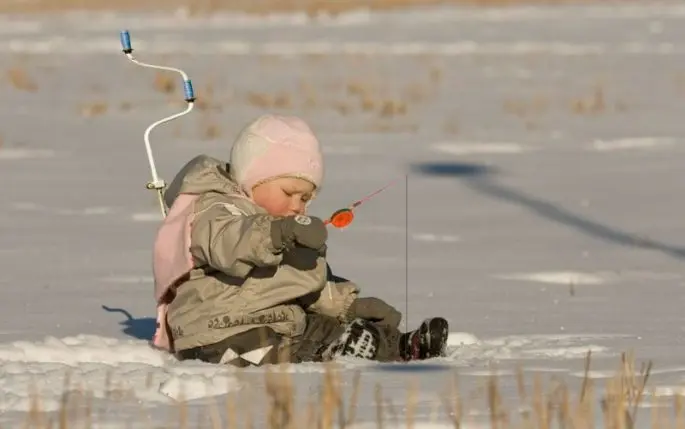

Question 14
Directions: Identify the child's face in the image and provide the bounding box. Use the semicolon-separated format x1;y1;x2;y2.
252;177;315;217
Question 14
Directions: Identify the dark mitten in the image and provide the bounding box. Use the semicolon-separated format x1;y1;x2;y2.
281;247;319;271
347;297;402;328
271;215;328;252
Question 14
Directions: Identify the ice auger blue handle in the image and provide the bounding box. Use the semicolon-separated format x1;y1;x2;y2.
120;30;132;53
183;80;195;103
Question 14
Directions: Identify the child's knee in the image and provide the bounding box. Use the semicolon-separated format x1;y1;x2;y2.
348;296;402;328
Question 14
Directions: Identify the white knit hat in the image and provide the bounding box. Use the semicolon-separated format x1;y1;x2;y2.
229;114;324;196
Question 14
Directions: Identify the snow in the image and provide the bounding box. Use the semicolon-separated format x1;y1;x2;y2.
589;137;676;152
2;1;685;427
432;142;530;155
0;148;56;159
2;39;684;56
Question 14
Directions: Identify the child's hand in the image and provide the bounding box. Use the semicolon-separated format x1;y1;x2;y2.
271;215;328;252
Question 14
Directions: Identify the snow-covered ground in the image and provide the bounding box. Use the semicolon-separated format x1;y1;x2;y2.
1;1;685;427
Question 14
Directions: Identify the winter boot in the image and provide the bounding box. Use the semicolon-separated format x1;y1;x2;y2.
399;317;449;361
322;318;381;361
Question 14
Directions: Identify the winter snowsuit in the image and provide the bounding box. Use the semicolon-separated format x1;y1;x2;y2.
152;155;404;366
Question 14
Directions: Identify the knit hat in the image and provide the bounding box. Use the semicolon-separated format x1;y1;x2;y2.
229;114;324;196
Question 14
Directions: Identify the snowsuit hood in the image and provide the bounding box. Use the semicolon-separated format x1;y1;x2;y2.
162;155;244;210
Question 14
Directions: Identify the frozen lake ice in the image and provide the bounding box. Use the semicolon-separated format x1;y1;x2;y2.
1;2;685;427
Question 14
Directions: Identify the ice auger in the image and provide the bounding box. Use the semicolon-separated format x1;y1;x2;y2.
119;30;196;218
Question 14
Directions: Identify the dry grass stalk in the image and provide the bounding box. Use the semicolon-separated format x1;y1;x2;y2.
323;363;347;429
265;365;295;429
201;123;221;140
246;91;293;110
557;382;572;429
403;83;429;103
332;101;353;116
375;382;385;429
25;380;43;429
204;394;223;429
379;99;408;118
571;84;606;115
303;397;318;429
488;370;503;429
6;67;38;92
347;81;371;98
345;370;362;427
273;93;293;109
503;96;549;118
531;372;550;429
430;66;443;84
360;96;377;112
675;395;685;429
502;85;630;121
406;379;419;429
78;101;108;118
153;71;176;95
440;371;462;429
196;81;225;112
224;390;237;429
298;82;319;109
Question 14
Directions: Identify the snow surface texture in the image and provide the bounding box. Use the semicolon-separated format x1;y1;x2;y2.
2;1;685;427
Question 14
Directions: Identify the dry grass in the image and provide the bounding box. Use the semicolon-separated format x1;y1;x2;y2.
503;96;550;119
501;83;631;125
18;350;684;429
570;85;607;115
153;71;178;96
0;0;621;15
246;91;293;110
201;122;221;140
78;101;109;117
64;53;634;136
5;67;38;92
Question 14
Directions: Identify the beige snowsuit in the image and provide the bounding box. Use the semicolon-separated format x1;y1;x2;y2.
151;155;359;356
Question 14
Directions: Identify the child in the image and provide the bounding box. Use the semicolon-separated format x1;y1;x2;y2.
151;114;448;367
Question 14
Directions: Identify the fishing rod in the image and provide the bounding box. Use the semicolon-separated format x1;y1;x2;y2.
119;30;196;218
323;180;397;229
